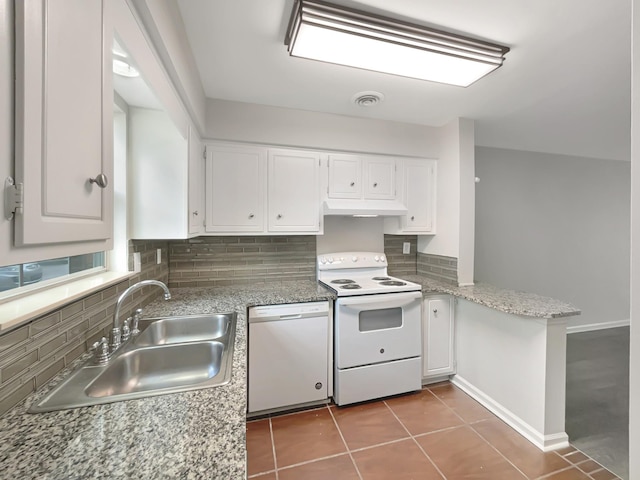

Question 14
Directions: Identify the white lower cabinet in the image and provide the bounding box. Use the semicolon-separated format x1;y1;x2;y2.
422;295;456;380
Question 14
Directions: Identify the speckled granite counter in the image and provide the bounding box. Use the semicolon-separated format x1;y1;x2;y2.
0;281;334;480
403;275;581;318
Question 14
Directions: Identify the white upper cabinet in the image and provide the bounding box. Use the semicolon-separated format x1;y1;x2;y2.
328;155;361;198
205;144;321;235
205;144;266;233
268;149;321;232
328;154;396;200
13;0;112;246
363;156;396;199
385;158;437;235
128;108;193;240
188;128;204;235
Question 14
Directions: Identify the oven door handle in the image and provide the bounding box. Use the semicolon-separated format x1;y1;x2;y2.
338;291;422;310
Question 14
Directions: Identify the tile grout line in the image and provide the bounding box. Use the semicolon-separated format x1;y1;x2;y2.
466;421;536;480
381;398;447;480
327;405;364;480
268;417;279;480
425;386;531;479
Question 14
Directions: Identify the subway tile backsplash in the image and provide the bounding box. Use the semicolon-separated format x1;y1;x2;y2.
167;236;317;288
384;234;418;277
0;240;168;417
417;252;458;285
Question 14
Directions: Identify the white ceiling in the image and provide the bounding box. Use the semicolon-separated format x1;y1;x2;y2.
176;0;631;161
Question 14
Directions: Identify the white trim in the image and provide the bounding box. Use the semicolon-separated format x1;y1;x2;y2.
566;319;630;334
451;375;569;452
0;271;134;332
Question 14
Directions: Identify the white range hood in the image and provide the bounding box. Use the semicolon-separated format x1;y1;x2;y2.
323;199;408;216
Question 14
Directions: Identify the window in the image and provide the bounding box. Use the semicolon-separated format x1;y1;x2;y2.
0;253;105;294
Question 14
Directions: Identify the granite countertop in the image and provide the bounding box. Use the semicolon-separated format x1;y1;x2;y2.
0;280;335;480
0;276;578;479
404;275;581;318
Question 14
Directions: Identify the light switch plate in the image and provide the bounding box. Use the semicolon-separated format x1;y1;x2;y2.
403;242;410;254
156;248;162;264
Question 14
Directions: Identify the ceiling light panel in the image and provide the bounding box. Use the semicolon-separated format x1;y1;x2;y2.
285;0;510;87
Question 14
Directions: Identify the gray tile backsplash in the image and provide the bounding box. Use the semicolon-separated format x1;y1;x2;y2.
167;236;317;288
417;252;458;285
384;234;418;277
0;240;169;416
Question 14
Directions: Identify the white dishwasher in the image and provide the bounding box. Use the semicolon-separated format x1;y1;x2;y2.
248;301;331;414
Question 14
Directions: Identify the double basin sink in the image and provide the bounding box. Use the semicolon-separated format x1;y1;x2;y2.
29;313;236;413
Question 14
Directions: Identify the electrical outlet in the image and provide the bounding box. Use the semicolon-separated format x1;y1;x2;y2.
156;248;162;264
133;252;142;272
402;242;410;254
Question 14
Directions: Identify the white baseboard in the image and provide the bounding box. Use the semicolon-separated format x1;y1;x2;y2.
566;319;630;334
451;375;569;452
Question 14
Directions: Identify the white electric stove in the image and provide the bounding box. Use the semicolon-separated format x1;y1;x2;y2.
318;252;423;406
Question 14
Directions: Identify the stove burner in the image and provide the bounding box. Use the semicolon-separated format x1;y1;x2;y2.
331;279;356;284
340;284;362;290
379;280;406;286
372;276;391;281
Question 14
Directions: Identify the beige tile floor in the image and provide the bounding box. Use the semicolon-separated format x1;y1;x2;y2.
247;383;621;480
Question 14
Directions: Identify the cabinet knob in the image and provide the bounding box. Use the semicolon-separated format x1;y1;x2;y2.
433;309;438;314
89;173;108;189
277;214;283;219
350;182;355;187
193;210;199;216
248;213;254;219
411;216;415;221
373;182;378;188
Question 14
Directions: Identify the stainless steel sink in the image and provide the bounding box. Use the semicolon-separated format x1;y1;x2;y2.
86;341;225;398
134;313;231;346
29;312;236;413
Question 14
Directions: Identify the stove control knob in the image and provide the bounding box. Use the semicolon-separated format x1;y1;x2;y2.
319;256;326;264
374;255;380;262
328;257;334;263
352;256;358;262
380;255;386;263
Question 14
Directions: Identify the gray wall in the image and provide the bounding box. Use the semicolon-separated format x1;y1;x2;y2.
474;146;630;330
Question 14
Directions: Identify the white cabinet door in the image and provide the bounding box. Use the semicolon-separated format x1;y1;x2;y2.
384;158;437;235
188;128;204;235
423;295;455;379
205;145;265;233
268;149;320;232
404;159;436;233
14;0;112;245
363;156;395;199
129;108;188;239
328;154;361;198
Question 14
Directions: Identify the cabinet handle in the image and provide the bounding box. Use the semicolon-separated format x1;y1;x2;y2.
350;182;355;187
89;174;108;189
373;182;378;188
248;213;254;219
411;216;415;221
433;309;438;314
277;214;283;219
193;211;199;216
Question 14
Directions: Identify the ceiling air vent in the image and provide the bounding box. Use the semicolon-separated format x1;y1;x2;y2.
352;91;384;107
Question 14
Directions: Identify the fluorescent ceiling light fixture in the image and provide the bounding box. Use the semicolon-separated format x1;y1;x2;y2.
285;0;510;87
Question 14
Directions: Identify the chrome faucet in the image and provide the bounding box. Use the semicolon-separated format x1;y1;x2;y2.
109;280;171;354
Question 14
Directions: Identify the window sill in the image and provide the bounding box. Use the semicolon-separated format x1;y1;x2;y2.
0;271;135;332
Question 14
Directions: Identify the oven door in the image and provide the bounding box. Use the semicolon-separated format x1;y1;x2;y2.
335;291;422;369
